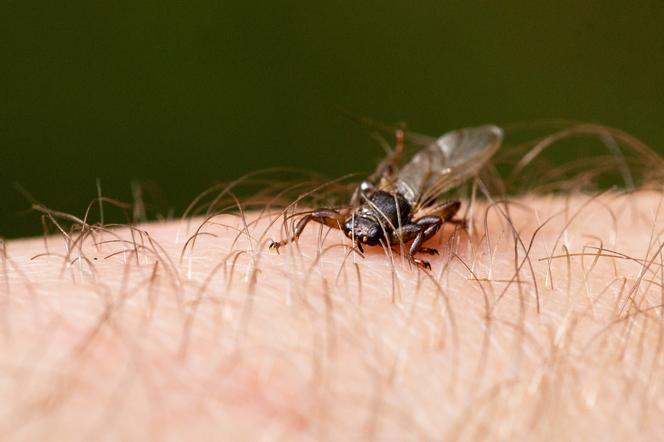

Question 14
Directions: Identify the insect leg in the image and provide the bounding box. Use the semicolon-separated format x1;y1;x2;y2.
435;200;462;222
414;200;461;221
433;200;467;229
372;124;407;184
269;208;347;252
390;216;443;270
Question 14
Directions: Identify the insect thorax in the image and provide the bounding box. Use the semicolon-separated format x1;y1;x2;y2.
357;190;411;228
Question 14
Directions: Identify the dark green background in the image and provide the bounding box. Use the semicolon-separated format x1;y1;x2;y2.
2;1;664;238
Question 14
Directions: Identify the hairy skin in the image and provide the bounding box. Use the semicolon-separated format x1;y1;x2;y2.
2;191;664;441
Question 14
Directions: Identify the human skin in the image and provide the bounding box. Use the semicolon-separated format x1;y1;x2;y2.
2;190;664;441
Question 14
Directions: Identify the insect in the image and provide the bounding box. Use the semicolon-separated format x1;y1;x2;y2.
270;124;503;269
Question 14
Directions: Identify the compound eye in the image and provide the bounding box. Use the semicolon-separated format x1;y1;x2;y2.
344;221;356;238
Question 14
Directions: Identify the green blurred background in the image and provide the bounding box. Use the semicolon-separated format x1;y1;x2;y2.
2;1;664;238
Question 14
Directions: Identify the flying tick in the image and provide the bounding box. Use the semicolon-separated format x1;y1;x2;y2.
270;124;503;269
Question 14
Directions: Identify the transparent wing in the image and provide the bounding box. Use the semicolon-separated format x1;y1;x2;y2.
395;125;503;205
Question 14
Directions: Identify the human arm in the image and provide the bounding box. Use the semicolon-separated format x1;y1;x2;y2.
1;191;663;440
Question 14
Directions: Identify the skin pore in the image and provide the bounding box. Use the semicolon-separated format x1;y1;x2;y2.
3;189;664;441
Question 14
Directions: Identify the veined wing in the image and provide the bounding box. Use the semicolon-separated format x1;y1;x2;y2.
395;125;503;205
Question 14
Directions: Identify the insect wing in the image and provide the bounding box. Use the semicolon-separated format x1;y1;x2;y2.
395;125;503;204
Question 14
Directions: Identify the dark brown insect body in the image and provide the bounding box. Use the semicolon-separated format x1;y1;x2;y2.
270;125;503;269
